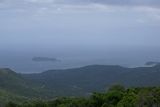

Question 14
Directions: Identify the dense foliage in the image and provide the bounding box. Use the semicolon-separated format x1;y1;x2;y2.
5;85;160;107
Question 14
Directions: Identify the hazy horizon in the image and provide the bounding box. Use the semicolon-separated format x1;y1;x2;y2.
0;0;160;73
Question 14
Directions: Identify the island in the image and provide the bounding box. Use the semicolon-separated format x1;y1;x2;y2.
32;57;59;62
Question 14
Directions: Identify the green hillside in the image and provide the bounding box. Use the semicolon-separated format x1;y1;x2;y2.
23;64;160;97
1;65;160;105
0;88;29;106
5;85;160;107
0;68;42;98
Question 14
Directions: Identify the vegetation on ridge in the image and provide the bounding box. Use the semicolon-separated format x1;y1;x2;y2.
5;85;160;107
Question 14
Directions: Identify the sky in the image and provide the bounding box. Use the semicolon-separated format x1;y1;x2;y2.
0;0;160;72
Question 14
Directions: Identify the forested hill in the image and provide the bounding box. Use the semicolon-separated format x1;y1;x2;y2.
23;64;160;96
1;64;160;105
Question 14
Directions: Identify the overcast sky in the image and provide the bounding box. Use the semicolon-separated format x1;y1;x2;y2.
1;0;160;72
0;0;160;55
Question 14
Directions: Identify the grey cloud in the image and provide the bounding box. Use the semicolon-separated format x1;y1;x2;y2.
0;0;160;7
59;0;160;7
92;0;160;7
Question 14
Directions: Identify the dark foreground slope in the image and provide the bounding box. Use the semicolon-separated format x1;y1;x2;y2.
0;68;42;97
0;68;47;105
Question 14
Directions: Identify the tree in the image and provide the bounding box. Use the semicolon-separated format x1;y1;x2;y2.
117;93;138;107
5;102;19;107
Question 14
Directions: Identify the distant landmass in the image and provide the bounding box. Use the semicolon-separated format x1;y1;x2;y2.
145;61;160;66
32;57;59;62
